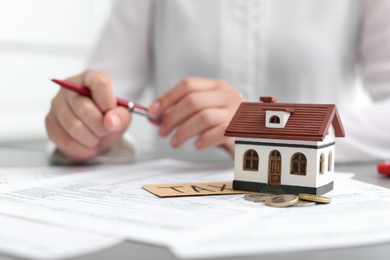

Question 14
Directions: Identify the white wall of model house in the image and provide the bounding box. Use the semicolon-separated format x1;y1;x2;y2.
233;126;336;188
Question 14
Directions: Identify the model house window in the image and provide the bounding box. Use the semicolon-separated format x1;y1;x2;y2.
291;152;307;175
269;115;280;124
243;149;259;171
269;150;281;174
319;153;325;174
328;151;333;171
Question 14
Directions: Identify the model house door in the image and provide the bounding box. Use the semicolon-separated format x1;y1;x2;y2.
268;150;281;186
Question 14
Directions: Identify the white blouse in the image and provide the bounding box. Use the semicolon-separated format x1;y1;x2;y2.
86;0;390;163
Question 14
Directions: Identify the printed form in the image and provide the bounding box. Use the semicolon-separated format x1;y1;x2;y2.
0;214;119;260
0;165;104;186
172;177;390;258
0;159;254;246
0;165;121;260
0;159;389;259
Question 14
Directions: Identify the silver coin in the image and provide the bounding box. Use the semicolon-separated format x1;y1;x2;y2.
244;193;275;202
265;194;298;207
293;199;316;207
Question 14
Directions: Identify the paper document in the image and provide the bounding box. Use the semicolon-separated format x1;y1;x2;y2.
0;165;122;260
0;165;104;187
0;159;257;246
0;213;120;260
172;177;390;258
0;159;388;260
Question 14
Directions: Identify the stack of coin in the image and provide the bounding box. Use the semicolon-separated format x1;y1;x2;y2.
298;193;332;204
294;199;316;207
265;194;298;207
244;193;275;202
244;193;332;208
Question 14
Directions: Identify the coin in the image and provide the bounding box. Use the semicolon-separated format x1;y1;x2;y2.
293;199;316;207
265;194;298;207
298;193;332;204
244;193;275;202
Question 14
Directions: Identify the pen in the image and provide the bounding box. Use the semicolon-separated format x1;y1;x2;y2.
51;78;162;121
378;161;390;176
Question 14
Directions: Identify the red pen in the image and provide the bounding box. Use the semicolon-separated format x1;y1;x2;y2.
51;78;162;121
378;161;390;176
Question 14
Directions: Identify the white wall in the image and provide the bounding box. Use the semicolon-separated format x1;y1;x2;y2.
0;0;112;141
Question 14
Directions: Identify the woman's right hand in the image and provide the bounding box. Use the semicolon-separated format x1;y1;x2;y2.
45;70;132;162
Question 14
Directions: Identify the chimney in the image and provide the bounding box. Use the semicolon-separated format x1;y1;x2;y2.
260;96;278;103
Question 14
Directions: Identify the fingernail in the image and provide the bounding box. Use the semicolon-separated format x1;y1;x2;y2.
170;137;178;147
195;140;202;149
110;114;121;131
149;101;161;115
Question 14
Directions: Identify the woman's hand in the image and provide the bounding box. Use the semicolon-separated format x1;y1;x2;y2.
45;70;132;162
149;77;245;156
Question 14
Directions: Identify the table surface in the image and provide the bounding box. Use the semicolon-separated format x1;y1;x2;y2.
0;141;390;260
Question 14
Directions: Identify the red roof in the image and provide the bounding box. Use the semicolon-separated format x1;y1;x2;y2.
224;102;345;141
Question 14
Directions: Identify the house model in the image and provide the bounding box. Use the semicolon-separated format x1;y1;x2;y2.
224;97;345;195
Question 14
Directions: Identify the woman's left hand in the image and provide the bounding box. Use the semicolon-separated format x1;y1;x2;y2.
148;77;245;157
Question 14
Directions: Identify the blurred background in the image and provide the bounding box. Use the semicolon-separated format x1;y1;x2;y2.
0;0;111;146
